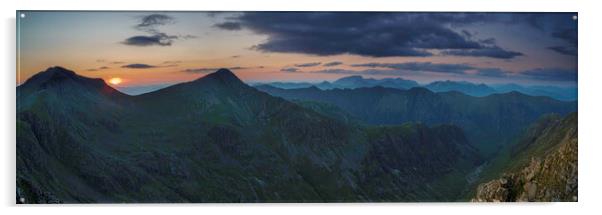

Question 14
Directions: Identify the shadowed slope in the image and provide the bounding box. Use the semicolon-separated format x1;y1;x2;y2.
17;67;481;203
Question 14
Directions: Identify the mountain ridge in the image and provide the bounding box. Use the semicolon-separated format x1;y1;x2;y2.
17;67;483;203
255;75;576;101
256;84;576;157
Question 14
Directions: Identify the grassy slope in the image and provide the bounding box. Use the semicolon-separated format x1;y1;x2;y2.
17;68;482;203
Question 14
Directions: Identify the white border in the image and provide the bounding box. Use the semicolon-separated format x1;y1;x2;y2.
2;0;601;215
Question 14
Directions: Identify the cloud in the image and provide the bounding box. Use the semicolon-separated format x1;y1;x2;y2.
547;46;577;56
214;22;242;30
137;14;174;27
182;68;221;73
280;67;299;72
294;62;321;67
325;62;514;78
441;46;523;59
548;28;577;56
215;12;521;58
123;14;193;47
312;68;420;76
162;60;182;64
122;64;158;69
86;66;110;72
517;13;577;56
122;33;177;46
313;65;576;82
323;61;343;67
475;68;509;77
351;62;474;74
520;68;577;81
312;69;355;74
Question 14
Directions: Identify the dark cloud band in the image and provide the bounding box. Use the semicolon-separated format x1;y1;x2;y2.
351;62;475;74
122;64;157;69
323;61;343;67
123;33;177;46
215;12;523;59
294;62;321;67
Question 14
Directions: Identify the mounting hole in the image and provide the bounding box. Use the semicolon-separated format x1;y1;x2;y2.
20;13;25;18
572;15;577;20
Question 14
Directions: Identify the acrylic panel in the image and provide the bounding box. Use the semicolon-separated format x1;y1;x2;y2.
16;11;578;203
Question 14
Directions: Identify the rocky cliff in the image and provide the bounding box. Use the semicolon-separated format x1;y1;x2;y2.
473;113;577;202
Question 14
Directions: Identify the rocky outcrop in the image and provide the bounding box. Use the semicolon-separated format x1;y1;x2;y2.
473;113;577;202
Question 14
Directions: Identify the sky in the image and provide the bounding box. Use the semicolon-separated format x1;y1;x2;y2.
17;11;578;93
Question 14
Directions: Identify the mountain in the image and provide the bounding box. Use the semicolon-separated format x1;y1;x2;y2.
332;75;419;89
492;84;577;101
425;80;497;97
472;113;577;202
258;76;576;101
17;67;482;203
255;85;577;156
256;81;319;89
258;75;419;91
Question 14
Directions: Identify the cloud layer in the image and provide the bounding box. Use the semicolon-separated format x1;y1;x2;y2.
519;68;577;81
122;63;157;69
351;62;475;74
316;61;575;82
294;62;321;67
215;12;525;59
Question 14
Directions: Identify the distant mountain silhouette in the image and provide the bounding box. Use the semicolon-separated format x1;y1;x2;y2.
256;75;419;90
491;83;577;101
17;67;483;203
424;80;496;97
257;76;576;101
332;75;420;89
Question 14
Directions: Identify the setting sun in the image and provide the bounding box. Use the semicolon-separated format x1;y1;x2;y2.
108;77;122;85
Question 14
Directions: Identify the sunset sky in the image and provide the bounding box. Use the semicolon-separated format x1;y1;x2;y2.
17;11;577;93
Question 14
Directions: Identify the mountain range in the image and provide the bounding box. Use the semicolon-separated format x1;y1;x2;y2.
255;84;576;157
256;75;577;101
16;67;577;203
17;67;482;203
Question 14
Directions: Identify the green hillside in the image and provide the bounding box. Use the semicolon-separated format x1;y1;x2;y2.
17;67;482;203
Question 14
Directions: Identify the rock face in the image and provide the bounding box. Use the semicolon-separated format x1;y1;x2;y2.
473;113;577;202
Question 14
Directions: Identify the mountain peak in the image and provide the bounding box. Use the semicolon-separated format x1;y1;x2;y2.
193;68;245;87
23;66;77;85
19;66;125;98
23;66;96;87
44;66;77;77
214;68;236;76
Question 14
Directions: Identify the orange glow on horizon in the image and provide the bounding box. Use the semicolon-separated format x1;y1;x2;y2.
108;77;123;85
